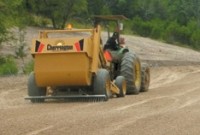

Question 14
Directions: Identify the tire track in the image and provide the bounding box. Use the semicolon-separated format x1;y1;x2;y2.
26;125;54;135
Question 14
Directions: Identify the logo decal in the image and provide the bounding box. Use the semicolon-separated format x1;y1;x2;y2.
74;39;84;51
35;40;45;53
47;44;73;51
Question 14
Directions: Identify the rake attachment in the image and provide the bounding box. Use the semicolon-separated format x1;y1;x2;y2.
25;95;107;103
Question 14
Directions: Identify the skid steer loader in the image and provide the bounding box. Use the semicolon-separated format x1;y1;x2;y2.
25;15;150;103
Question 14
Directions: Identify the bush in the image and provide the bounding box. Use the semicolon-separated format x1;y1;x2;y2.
123;20;133;34
0;56;18;76
162;21;179;44
187;20;198;31
23;60;34;74
132;17;152;37
132;17;165;39
130;17;200;49
150;19;165;39
29;15;51;27
163;21;191;45
177;26;191;45
191;30;200;49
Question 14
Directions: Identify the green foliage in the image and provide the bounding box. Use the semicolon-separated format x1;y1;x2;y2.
123;20;134;34
150;19;165;39
88;0;107;15
162;21;191;45
131;17;199;49
15;30;27;61
27;0;87;29
0;23;9;46
29;15;51;27
163;21;181;44
132;17;165;38
15;29;29;74
0;56;18;76
23;60;34;74
132;17;149;37
191;30;200;49
0;0;28;47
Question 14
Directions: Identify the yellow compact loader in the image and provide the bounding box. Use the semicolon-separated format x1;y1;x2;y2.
25;15;150;103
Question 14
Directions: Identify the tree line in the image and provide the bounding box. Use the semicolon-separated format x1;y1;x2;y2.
1;0;200;49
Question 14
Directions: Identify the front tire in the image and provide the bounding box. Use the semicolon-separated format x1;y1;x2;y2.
140;63;150;92
115;76;126;97
28;72;46;103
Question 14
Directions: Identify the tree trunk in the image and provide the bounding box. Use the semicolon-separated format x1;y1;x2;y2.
61;17;67;29
51;18;57;29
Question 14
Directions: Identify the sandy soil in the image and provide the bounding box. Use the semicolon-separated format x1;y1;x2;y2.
1;27;200;135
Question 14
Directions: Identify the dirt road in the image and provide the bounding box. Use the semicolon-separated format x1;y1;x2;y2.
1;29;200;135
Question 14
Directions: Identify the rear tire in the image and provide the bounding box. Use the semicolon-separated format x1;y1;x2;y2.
93;69;111;101
28;72;46;103
120;52;141;94
140;63;150;92
115;76;126;97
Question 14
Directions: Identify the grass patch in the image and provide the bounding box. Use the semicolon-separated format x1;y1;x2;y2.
0;56;18;76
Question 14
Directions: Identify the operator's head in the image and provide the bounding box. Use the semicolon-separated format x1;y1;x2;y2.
112;32;119;39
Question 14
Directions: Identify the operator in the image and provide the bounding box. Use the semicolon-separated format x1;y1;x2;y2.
104;32;120;51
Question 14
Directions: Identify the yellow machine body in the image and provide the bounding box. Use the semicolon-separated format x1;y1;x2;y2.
34;53;91;86
31;28;102;87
